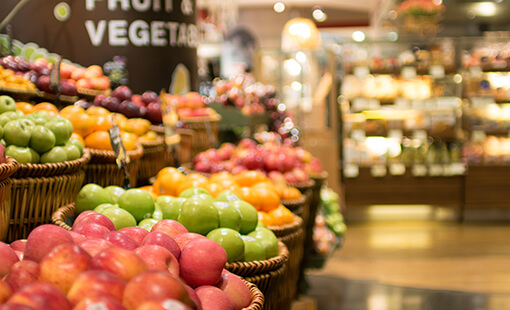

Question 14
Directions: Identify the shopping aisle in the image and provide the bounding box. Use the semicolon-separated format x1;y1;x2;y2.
303;221;510;310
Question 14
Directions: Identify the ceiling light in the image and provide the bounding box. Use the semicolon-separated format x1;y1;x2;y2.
312;8;327;22
274;2;285;13
389;32;398;41
352;31;366;42
474;2;496;16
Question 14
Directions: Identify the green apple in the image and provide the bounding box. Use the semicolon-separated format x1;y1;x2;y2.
75;183;113;214
152;209;163;221
93;203;118;213
138;218;159;231
179;187;212;198
5;145;33;163
100;207;137;230
206;228;245;262
29;125;56;153
0;96;16;113
0;125;3;139
61;144;81;161
248;227;279;259
0;139;5;147
3;119;32;147
29;148;39;163
242;235;267;262
0;114;12;127
44;116;73;145
230;200;258;235
27;111;50;125
118;189;155;222
15;110;24;119
215;190;241;202
155;196;185;221
104;185;125;203
66;138;83;156
213;201;242;231
2;111;19;121
178;195;219;235
40;146;67;163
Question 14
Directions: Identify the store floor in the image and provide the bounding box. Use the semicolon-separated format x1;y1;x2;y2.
301;221;510;310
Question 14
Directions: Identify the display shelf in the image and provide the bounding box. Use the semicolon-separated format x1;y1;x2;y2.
464;165;510;209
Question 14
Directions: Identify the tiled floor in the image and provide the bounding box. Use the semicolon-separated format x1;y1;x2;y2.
302;221;510;310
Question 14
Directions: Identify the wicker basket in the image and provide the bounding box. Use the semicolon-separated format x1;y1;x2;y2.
84;144;144;188
137;137;167;186
242;279;265;310
281;194;307;217
267;215;305;310
7;151;90;242
180;114;221;160
0;157;20;242
226;241;289;310
176;128;194;165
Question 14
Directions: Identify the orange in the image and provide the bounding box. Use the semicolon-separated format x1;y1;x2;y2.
84;131;112;150
66;112;96;138
258;211;273;227
282;186;302;201
209;171;235;183
176;178;209;196
268;205;294;226
16;102;34;114
156;167;182;179
60;105;85;118
238;187;261;211
252;181;278;193
138;185;158;200
206;182;224;198
157;170;186;197
112;113;128;128
120;131;138;151
186;173;209;184
234;170;267;187
33;102;58;116
251;186;280;212
93;115;113;132
86;106;110;116
125;118;151;136
71;132;85;147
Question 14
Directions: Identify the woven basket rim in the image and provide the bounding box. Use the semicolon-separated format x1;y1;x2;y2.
266;214;303;237
280;194;306;207
52;203;75;231
140;136;165;148
0;86;39;96
179;114;221;123
242;279;264;310
0;156;20;182
12;149;91;178
286;179;315;190
309;170;329;180
87;143;144;163
77;88;111;97
225;241;289;275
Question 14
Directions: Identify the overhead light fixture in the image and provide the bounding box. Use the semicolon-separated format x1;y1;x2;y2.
312;7;327;22
389;32;398;41
474;2;496;16
274;2;285;13
352;31;365;42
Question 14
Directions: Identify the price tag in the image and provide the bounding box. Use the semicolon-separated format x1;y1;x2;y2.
450;162;466;175
344;164;359;178
354;66;370;79
389;163;406;176
413;130;428;141
370;165;387;177
401;66;417;80
352;98;369;111
430;65;445;79
412;164;427;177
351;129;365;142
108;117;131;189
49;56;62;94
428;164;444;176
469;66;483;78
471;97;494;107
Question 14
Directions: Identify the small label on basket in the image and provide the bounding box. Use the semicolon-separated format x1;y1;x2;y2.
108;115;130;168
50;57;62;94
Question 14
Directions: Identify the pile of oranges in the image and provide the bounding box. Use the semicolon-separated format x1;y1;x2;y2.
58;105;158;151
145;168;302;227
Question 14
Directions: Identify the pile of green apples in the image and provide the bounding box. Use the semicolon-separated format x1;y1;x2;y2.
0;95;83;164
75;184;280;263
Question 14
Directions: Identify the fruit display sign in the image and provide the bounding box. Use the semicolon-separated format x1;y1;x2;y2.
2;0;198;94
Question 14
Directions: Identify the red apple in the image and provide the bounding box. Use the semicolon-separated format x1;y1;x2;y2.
38;244;91;293
72;223;110;239
119;227;150;246
111;85;133;102
217;270;251;310
67;270;126;306
122;271;191;310
68;231;87;244
146;102;163;124
89;247;148;281
184;92;204;109
141;232;180;260
73;211;99;226
185;285;202;310
71;67;86;81
173;233;206;251
194;285;233;310
3;261;39;293
134;245;180;277
103;231;138;250
131;94;143;107
14;251;23;261
6;282;71;310
0;304;36;310
73;296;127;310
0;280;12;304
9;240;26;252
72;212;116;232
78;238;115;257
135;300;192;310
151;220;188;238
179;238;227;287
0;242;19;277
141;91;158;105
76;78;92;89
23;224;74;263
